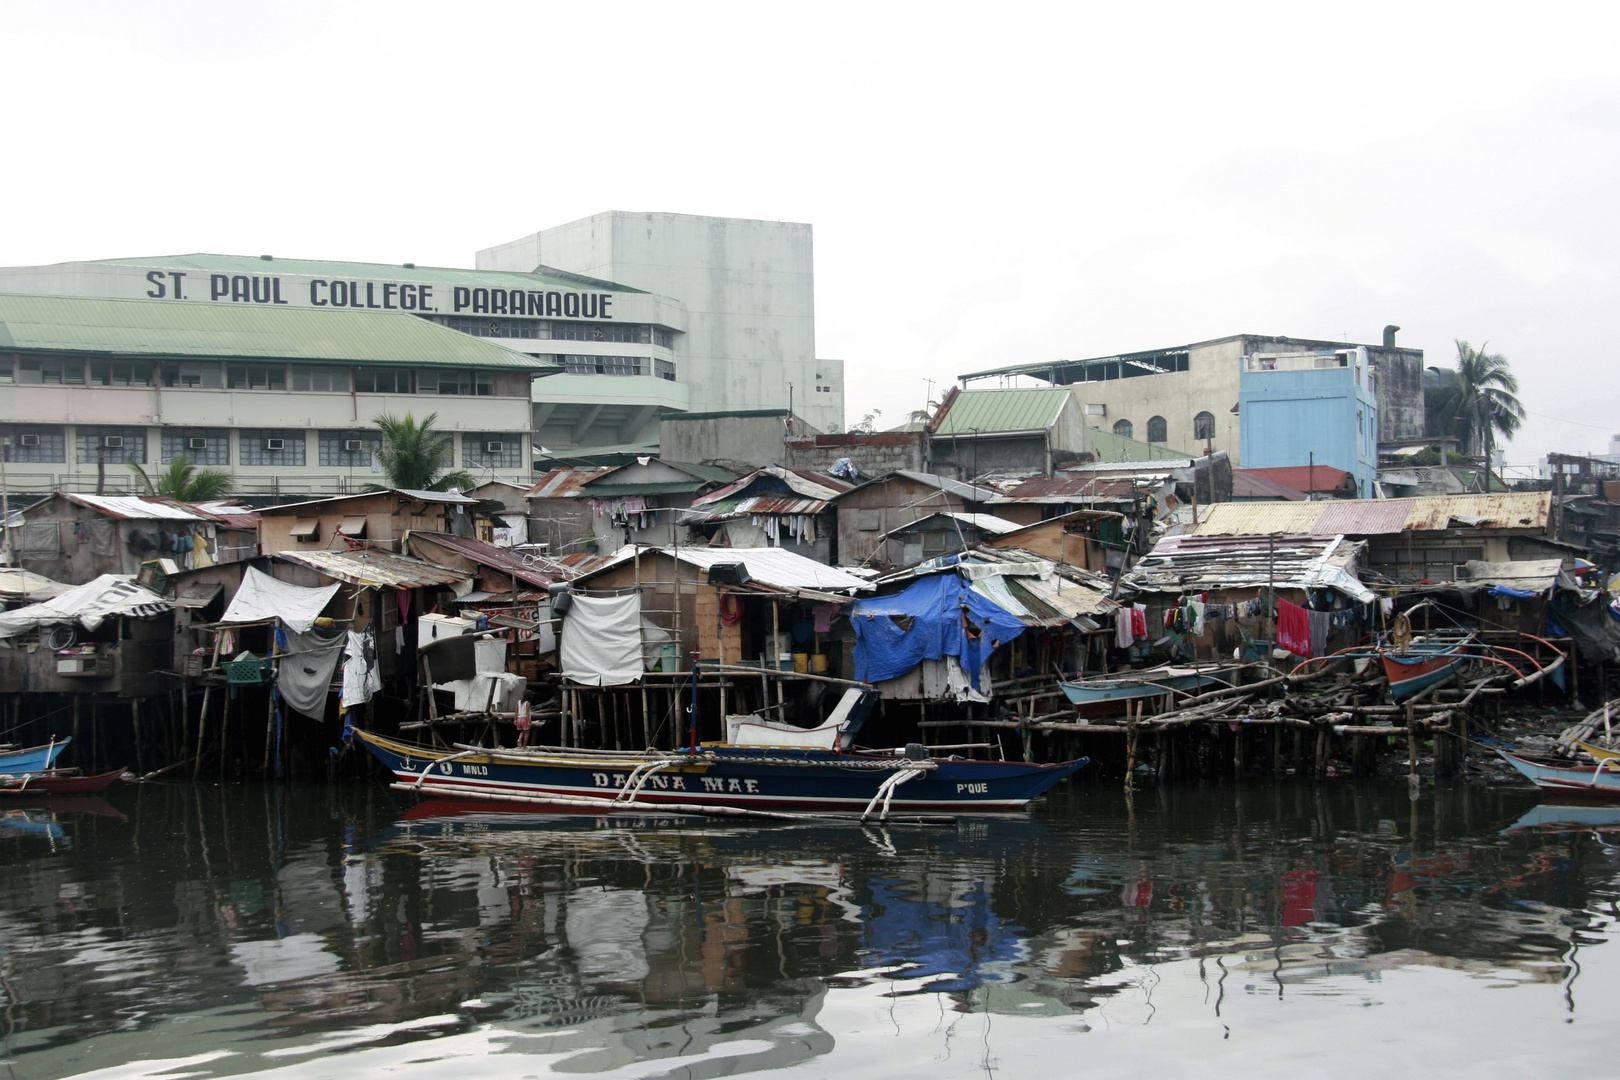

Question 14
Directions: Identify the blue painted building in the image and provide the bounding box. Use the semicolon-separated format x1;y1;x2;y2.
1238;346;1379;498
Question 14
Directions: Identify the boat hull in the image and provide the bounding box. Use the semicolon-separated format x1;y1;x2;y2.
355;730;1085;813
0;739;72;776
1381;650;1469;700
1497;749;1620;800
0;768;124;797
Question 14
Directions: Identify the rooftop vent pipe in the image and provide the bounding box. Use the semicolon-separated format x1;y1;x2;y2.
1382;324;1400;347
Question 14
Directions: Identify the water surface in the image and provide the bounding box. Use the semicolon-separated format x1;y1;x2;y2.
0;779;1613;1079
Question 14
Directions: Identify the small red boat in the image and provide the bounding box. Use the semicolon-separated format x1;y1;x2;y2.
0;768;127;797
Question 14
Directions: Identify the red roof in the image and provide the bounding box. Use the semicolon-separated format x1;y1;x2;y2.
1241;466;1354;495
407;532;559;588
1231;470;1308;501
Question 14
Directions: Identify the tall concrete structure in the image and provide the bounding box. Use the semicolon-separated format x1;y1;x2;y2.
959;333;1423;467
478;213;843;434
1238;346;1380;497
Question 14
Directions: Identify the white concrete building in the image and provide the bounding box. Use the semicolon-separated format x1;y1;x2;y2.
0;293;553;497
0;213;843;459
478;212;843;434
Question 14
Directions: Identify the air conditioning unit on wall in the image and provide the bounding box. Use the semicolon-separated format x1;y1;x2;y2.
18;434;40;447
484;441;504;454
102;435;123;448
264;438;285;451
188;437;209;450
343;439;364;452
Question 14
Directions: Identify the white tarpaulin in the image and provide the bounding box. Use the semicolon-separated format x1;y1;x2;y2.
560;592;643;686
0;574;172;638
223;567;341;632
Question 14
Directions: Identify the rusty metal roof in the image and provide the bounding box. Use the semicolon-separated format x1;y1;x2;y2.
691;467;847;509
527;467;612;499
406;532;560;588
273;549;471;589
1193;492;1552;538
1309;499;1415;536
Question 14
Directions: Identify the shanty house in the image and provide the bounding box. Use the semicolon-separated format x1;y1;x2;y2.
256;489;482;554
925;387;1088;479
574;459;736;551
685;467;851;563
831;470;1002;567
13;493;259;584
870;511;1019;567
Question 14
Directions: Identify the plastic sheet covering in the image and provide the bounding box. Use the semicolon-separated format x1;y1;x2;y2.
847;573;1024;688
340;631;381;709
276;628;345;720
449;672;526;712
223;567;340;632
560;592;643;686
0;574;171;638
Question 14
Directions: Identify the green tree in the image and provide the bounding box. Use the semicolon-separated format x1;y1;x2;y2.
130;456;234;501
371;412;477;492
1430;340;1525;489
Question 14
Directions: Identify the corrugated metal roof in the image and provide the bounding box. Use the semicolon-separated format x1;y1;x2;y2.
1231;470;1308;501
573;545;872;594
1401;492;1551;531
273;549;471;589
407;532;559;588
89;253;644;293
0;292;558;370
258;489;479;514
1125;533;1373;601
527;466;613;498
700;496;833;518
1241;465;1354;494
1193;492;1553;537
1309;499;1414;536
60;493;210;522
692;467;845;508
879;512;1021;539
1191;502;1329;536
989;477;1137;503
932;388;1073;435
1462;559;1567;591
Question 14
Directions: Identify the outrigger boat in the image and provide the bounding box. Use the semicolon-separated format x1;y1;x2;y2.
1058;663;1243;715
355;689;1087;821
1379;630;1477;701
1497;748;1620;800
0;768;125;797
0;738;72;775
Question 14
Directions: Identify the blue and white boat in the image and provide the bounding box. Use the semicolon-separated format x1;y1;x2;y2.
1059;664;1240;713
1497;748;1620;800
0;738;71;777
354;728;1087;819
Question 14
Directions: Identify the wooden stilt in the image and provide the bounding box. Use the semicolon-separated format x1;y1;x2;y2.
132;698;144;775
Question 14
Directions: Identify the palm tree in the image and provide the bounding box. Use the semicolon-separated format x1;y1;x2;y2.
372;412;477;492
130;456;234;501
1431;340;1524;491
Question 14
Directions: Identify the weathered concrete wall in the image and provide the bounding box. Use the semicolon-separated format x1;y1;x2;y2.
785;432;926;478
660;412;819;467
930;434;1048;480
1366;346;1425;442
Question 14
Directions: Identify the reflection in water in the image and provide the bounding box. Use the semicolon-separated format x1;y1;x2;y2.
0;780;1614;1078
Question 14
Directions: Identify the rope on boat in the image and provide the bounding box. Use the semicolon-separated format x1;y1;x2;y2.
860;767;927;823
612;759;677;806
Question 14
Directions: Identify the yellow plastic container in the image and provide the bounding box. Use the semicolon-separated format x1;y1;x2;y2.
792;653;810;673
810;654;828;673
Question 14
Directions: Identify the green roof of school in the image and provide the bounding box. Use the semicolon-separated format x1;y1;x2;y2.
88;253;644;294
932;388;1074;435
0;293;561;371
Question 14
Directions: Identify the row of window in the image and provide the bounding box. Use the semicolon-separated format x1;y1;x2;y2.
0;425;526;469
434;316;675;349
557;355;678;381
1110;412;1218;443
0;355;513;397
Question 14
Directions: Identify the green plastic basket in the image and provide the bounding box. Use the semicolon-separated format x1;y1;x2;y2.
221;658;268;685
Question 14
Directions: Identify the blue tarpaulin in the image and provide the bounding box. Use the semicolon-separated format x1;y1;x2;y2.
848;573;1025;688
1488;585;1541;600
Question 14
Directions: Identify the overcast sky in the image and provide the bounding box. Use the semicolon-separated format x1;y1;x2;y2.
3;2;1616;467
